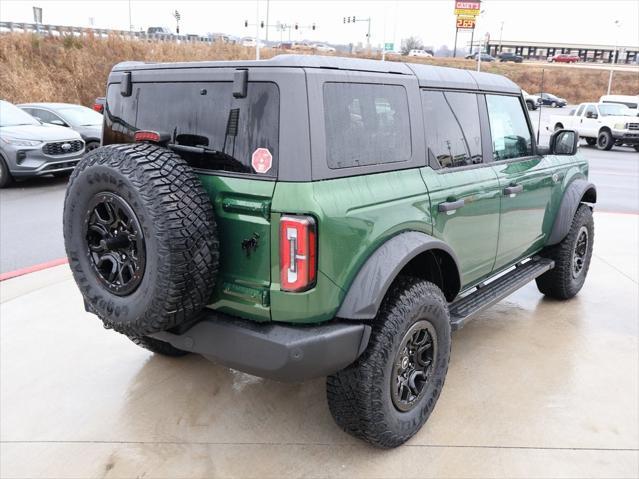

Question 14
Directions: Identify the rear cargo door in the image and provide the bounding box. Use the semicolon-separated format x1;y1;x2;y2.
116;69;280;321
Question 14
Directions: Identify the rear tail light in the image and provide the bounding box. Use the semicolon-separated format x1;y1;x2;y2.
134;130;162;143
280;215;317;292
92;103;103;113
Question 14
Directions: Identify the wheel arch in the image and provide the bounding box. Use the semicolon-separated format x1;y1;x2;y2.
547;178;597;246
336;231;462;320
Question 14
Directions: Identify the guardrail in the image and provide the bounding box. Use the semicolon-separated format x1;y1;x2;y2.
0;21;229;44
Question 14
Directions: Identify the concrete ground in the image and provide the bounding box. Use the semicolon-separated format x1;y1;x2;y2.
1;211;638;479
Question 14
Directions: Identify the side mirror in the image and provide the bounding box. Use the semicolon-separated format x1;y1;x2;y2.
50;119;67;127
550;129;579;155
585;111;598;119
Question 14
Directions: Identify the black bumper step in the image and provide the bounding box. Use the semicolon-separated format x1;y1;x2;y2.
450;257;554;331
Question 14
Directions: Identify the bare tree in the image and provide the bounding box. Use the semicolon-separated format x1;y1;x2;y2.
401;36;423;55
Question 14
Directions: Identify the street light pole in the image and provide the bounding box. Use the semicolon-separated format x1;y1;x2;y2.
255;0;260;60
128;0;132;31
607;20;620;95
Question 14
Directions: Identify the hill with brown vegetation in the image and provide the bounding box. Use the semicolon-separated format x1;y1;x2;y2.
1;33;637;107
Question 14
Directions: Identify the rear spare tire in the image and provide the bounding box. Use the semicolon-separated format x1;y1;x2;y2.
63;143;219;336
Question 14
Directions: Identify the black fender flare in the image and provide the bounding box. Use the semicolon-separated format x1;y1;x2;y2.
547;178;596;246
336;231;462;320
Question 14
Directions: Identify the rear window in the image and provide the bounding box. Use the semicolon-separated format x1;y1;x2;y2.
323;83;411;169
106;81;279;177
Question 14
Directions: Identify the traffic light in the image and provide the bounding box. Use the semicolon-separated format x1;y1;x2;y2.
294;23;298;30
343;17;346;23
244;20;248;27
260;21;264;28
312;23;316;30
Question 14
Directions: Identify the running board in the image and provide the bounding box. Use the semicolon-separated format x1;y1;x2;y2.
450;257;555;331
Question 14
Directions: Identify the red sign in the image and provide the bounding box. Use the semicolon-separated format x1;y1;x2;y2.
456;17;476;29
251;148;273;174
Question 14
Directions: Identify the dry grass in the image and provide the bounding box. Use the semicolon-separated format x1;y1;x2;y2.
1;33;637;106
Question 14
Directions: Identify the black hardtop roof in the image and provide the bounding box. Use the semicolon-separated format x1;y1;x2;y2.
113;54;520;94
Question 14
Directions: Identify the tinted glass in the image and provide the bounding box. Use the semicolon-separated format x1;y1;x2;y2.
29;109;63;124
485;95;533;161
576;105;585;116
422;90;482;168
585;105;597;117
107;82;279;176
323;83;411;169
57;106;103;126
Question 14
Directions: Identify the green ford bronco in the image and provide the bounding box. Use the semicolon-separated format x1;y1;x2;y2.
63;55;596;448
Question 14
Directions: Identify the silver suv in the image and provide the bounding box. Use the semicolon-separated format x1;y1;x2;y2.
0;100;85;187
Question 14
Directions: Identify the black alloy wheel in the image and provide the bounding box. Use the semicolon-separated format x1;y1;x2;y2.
85;192;146;296
391;320;437;412
571;226;589;279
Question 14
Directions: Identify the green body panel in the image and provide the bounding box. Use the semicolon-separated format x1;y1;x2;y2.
198;175;275;322
420;166;501;288
196;152;588;325
269;170;431;323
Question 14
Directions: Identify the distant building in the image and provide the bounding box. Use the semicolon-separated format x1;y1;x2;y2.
487;40;638;64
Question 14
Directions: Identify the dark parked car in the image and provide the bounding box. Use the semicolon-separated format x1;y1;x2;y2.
498;52;523;63
537;92;568;108
62;55;596;448
19;103;102;151
465;52;496;62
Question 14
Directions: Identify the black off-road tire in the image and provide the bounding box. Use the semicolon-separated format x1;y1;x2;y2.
326;277;451;448
633;145;639;152
129;335;189;357
86;141;100;152
597;130;614;151
536;204;594;299
585;137;597;146
0;156;14;188
63;143;219;337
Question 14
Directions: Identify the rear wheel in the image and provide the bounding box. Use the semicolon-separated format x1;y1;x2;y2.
554;123;564;131
633;145;639;152
63;143;219;337
536;204;594;299
597;130;614;151
526;100;535;111
85;141;100;152
327;277;451;448
585;137;597;146
0;156;14;188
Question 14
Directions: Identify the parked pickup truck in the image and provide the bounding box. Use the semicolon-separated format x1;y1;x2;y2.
551;102;639;151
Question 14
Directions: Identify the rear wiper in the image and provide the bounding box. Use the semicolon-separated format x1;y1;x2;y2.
167;143;221;156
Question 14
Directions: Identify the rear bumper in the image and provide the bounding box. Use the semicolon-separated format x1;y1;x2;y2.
150;311;371;382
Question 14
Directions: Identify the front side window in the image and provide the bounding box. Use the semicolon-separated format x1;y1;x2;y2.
485;94;533;161
584;105;598;118
29;109;63;125
422;90;482;168
323;83;411;169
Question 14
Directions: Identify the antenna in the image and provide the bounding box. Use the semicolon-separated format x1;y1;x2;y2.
536;68;544;144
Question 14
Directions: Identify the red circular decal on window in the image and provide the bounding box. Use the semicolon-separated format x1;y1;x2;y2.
251;148;273;174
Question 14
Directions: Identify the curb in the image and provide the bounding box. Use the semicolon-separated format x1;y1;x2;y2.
0;258;69;282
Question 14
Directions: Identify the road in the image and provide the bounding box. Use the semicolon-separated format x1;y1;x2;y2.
1;117;637;273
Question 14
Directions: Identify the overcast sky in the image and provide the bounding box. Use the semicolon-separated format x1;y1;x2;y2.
1;0;638;50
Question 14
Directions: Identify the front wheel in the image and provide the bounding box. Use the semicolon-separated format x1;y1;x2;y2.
327;277;451;448
551;101;558;108
536;204;594;299
597;130;614;151
0;156;14;188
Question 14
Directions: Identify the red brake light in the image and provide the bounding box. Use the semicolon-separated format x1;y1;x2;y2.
134;130;161;143
280;215;317;292
92;103;103;113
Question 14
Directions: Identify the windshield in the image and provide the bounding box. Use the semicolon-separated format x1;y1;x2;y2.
598;103;633;116
57;105;103;126
0;100;40;127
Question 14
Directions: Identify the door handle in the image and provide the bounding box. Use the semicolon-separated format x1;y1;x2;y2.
503;184;524;196
438;199;465;213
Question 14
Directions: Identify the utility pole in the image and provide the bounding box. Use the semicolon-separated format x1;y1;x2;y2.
498;21;504;51
173;10;181;34
128;0;132;32
265;0;270;42
607;20;620;95
255;0;260;60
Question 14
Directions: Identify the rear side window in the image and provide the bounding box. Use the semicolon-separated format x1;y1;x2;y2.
422;90;482;168
107;81;279;176
485;94;533;161
575;105;585;116
323;83;411;169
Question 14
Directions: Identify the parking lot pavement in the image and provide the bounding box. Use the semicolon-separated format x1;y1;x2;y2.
1;210;637;478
